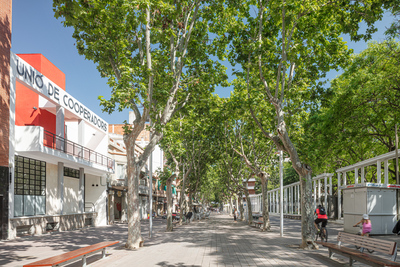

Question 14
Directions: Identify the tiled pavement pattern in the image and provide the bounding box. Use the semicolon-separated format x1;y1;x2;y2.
1;213;400;266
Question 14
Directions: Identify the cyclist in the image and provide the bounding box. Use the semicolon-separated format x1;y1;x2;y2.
314;204;328;233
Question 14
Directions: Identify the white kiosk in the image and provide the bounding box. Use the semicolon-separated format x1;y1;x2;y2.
342;183;399;235
336;149;400;235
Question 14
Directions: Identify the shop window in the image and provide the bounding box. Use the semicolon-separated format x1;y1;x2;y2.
64;167;80;178
14;156;46;217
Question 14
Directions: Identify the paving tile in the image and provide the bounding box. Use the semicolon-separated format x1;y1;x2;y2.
1;213;395;266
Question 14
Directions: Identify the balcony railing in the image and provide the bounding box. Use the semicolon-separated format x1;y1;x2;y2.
43;130;114;170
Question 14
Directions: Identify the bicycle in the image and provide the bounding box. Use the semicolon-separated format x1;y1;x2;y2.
353;225;374;253
315;224;328;242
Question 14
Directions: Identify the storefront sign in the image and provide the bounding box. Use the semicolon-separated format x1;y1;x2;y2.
12;53;108;133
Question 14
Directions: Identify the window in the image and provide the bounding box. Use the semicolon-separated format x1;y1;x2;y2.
14;155;46;216
116;164;126;180
64;167;80;178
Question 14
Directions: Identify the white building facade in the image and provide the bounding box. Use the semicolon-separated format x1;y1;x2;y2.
6;53;114;239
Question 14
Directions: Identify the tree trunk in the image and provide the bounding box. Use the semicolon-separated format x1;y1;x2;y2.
243;188;253;224
179;192;185;225
300;170;317;249
179;163;192;225
179;177;185;225
239;193;244;221
125;158;143;249
188;191;193;212
260;173;270;231
230;197;234;216
166;178;173;231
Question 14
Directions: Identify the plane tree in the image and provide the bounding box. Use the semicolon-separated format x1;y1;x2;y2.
303;40;400;181
221;0;394;248
54;0;228;249
160;94;226;225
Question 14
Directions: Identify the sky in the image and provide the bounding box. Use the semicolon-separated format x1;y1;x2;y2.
11;0;395;124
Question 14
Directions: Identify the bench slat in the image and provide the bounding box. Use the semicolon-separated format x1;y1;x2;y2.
318;232;400;267
326;244;400;266
337;232;396;255
23;241;119;267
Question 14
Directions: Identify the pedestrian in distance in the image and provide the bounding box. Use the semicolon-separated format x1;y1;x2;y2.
233;206;237;222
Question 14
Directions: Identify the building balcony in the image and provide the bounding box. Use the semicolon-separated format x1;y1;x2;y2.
15;126;114;175
139;185;149;195
153;189;166;198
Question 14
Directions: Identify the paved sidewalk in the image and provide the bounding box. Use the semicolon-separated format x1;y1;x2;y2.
1;213;399;266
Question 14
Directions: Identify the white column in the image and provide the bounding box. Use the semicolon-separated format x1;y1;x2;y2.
377;160;382;184
288;187;291;214
271;191;274;213
384;160;389;184
283;189;286;214
324;176;328;209
56;106;65;151
79;167;85;213
343;172;347;185
318;179;321;204
58;162;64;215
355;168;358;184
290;186;294;214
9;55;17;221
285;188;288;214
338;172;342;220
313;181;317;207
297;185;300;215
77;120;85;158
361;167;365;184
269;192;271;213
329;176;332;195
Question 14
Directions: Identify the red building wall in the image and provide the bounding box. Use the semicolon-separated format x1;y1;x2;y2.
17;54;65;90
0;0;12;166
15;54;65;134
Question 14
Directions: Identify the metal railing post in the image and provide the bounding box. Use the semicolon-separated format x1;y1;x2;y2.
43;130;113;169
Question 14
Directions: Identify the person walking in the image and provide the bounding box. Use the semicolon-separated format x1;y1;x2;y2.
233;206;237;222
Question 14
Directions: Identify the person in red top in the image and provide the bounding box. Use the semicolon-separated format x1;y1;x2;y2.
314;204;328;232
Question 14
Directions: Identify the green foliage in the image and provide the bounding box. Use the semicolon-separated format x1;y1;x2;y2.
302;40;400;183
283;164;299;186
156;166;173;186
53;0;229;131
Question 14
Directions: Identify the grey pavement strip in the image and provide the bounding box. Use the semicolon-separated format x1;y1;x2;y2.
1;213;399;267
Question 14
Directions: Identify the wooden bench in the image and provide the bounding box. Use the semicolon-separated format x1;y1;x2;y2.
23;241;119;267
16;225;34;236
252;217;263;228
316;232;400;266
284;214;301;220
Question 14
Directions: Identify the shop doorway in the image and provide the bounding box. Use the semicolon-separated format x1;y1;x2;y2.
114;194;122;221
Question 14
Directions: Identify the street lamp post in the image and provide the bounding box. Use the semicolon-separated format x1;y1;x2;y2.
279;150;284;237
149;119;153;238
